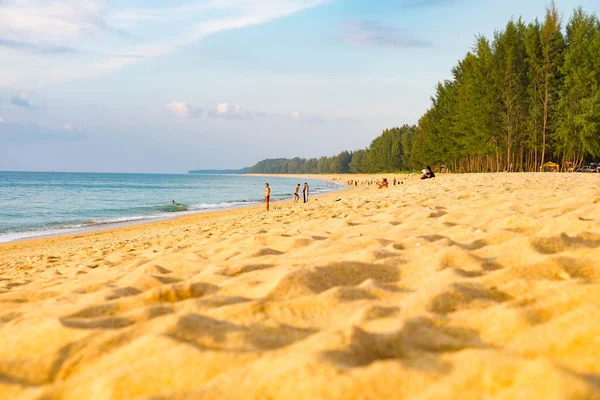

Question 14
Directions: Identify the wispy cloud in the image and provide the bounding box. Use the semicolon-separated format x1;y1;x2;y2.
343;20;432;48
63;123;84;131
291;111;326;123
0;0;332;86
0;0;106;41
10;92;38;110
0;38;79;54
0;121;87;142
402;0;454;7
334;117;360;124
290;111;359;124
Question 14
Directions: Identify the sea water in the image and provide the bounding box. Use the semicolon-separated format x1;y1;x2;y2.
0;172;340;243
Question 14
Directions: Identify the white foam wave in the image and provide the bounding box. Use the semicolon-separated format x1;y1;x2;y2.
0;183;341;243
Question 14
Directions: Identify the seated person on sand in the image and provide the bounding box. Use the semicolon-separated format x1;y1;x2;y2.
378;178;389;189
421;166;435;180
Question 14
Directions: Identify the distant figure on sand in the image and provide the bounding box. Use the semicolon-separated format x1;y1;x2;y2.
303;182;309;203
421;166;435;180
294;184;300;203
264;183;271;211
378;178;389;189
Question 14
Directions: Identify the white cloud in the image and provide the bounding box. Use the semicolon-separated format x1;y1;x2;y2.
0;0;332;87
164;101;357;123
165;101;203;119
10;91;38;109
0;121;87;141
290;110;359;124
343;20;432;48
164;101;252;120
0;0;104;41
210;102;251;119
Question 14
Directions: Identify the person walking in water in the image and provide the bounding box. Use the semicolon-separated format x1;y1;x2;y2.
303;182;309;203
264;183;271;211
294;184;300;203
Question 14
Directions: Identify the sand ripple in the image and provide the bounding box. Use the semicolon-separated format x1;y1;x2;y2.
1;173;600;399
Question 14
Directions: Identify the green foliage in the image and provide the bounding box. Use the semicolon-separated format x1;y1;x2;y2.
250;151;354;174
557;8;600;162
409;3;598;172
349;149;368;173
366;126;414;172
250;125;416;174
247;4;599;175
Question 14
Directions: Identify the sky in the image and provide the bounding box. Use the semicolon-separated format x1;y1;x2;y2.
0;0;598;173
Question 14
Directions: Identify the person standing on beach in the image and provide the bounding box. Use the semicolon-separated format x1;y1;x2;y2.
265;183;271;211
294;184;300;203
303;182;309;203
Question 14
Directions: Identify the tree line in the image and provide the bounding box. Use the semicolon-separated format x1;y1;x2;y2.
250;125;417;174
250;4;599;174
412;4;600;172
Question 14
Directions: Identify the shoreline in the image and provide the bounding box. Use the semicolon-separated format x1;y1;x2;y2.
0;174;351;246
1;200;268;245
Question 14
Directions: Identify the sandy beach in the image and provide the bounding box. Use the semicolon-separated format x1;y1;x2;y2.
1;172;600;399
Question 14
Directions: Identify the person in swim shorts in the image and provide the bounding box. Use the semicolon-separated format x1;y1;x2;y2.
265;183;271;211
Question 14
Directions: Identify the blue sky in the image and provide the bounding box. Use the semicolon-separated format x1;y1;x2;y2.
0;0;598;173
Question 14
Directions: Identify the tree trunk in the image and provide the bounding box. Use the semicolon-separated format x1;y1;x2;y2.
495;142;500;172
520;144;524;172
541;61;549;170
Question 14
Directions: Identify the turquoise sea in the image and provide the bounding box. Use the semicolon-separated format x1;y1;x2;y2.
0;172;340;243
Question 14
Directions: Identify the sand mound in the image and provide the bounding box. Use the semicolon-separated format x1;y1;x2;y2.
1;173;600;399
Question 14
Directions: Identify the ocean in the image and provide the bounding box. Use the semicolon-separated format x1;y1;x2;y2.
0;172;341;243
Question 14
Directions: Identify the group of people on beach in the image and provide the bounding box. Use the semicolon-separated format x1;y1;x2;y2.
346;167;437;187
293;183;310;203
347;177;404;187
263;167;435;210
264;182;309;211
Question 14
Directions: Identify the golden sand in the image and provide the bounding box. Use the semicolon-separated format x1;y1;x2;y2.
1;173;600;399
